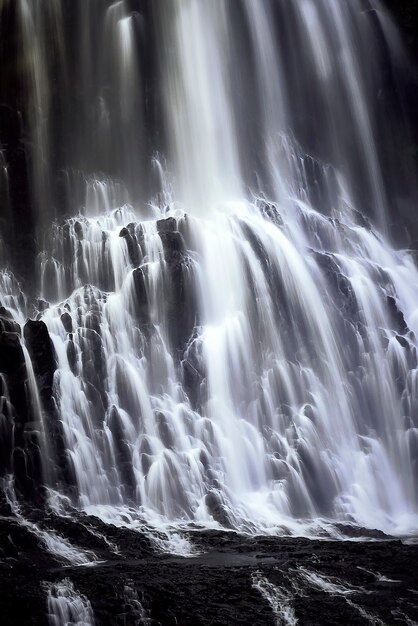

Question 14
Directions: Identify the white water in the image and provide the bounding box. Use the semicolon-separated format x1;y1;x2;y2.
32;201;418;537
297;567;384;625
46;579;95;626
252;572;298;626
3;480;97;567
0;0;417;539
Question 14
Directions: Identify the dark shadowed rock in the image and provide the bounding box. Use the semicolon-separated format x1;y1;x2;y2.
0;331;45;503
132;267;151;325
0;332;27;413
205;491;232;528
67;335;77;373
0;393;14;475
157;216;177;233
387;296;409;335
395;334;410;349
23;320;56;402
74;221;84;240
313;251;358;319
60;311;73;333
119;223;141;267
156;411;175;449
108;406;136;501
260;201;283;227
0;307;20;333
157;218;198;354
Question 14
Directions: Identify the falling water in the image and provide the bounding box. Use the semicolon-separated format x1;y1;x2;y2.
46;580;95;626
252;572;298;626
0;0;417;539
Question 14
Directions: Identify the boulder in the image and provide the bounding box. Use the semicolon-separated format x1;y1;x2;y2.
60;311;73;333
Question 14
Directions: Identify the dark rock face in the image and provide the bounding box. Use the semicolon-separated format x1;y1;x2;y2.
0;332;25;385
157;217;198;355
23;320;76;497
23;321;56;402
60;311;73;334
387;296;409;335
313;251;358;320
0;307;20;333
119;224;141;267
181;345;206;409
0;331;44;503
0;332;26;477
131;267;151;326
108;406;136;501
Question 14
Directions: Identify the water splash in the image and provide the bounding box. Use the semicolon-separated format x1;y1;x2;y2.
46;579;95;626
252;572;298;626
297;567;384;625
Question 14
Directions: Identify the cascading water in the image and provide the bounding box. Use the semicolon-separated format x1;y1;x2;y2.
46;579;95;626
0;0;418;542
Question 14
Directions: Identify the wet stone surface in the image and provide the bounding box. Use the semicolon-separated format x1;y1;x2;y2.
0;509;417;625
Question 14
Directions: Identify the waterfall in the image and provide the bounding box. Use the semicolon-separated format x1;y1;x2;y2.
46;580;95;626
0;0;417;537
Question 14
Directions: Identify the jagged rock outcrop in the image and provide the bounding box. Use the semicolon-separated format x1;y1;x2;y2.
157;217;197;355
23;320;76;496
119;223;142;267
0;331;43;503
24;320;56;402
108;406;136;501
131;267;151;326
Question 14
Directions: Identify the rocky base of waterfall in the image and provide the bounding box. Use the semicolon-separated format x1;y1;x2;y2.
0;507;417;626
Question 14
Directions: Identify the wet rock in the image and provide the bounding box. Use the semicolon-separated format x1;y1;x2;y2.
352;209;372;230
0;332;27;417
0;307;20;333
12;442;43;504
0;507;418;626
395;334;409;349
0;307;13;320
66;336;77;373
74;220;84;240
36;299;49;313
0;331;45;503
60;311;73;333
181;334;206;409
156;412;175;449
132;267;151;325
119;223;141;267
205;491;232;528
79;327;106;407
108;406;136;500
23;320;56;402
156;216;177;233
259;201;283;227
0;394;14;474
22;322;74;494
181;359;203;408
313;251;358;319
387;296;409;335
157;219;198;354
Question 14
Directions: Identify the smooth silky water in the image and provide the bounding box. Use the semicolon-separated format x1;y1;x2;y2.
0;0;418;543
